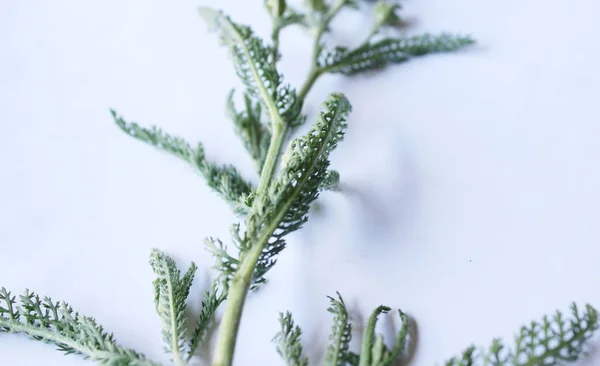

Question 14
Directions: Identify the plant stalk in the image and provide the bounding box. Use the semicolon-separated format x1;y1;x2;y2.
211;3;349;366
298;67;322;102
270;23;281;69
298;0;346;103
256;122;286;194
211;242;265;366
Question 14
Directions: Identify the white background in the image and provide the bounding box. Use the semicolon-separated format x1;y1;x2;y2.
2;0;600;365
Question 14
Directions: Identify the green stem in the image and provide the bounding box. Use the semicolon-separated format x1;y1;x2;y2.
162;262;186;366
326;0;348;26
0;319;158;366
358;26;379;49
358;306;388;366
296;31;325;103
210;114;287;366
298;67;322;102
256;122;286;194
252;18;287;192
211;3;351;366
211;105;338;364
211;245;261;366
298;0;346;103
270;24;281;69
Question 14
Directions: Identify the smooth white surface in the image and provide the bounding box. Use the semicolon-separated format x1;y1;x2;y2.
2;0;600;365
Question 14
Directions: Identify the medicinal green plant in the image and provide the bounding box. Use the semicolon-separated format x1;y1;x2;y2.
2;1;598;366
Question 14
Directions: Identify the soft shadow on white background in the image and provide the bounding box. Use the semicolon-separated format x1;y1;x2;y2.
2;0;600;365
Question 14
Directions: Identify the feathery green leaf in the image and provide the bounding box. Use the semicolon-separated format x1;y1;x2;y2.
244;92;351;287
358;305;390;366
320;169;341;191
273;311;309;366
149;249;196;365
204;222;246;289
199;7;301;126
206;94;350;290
379;310;410;366
444;303;599;366
318;33;475;75
324;292;354;366
188;282;226;360
112;109;195;162
279;10;308;29
194;144;255;214
0;287;158;366
445;346;477;366
112;110;253;213
265;0;287;18
226;90;271;175
305;0;328;13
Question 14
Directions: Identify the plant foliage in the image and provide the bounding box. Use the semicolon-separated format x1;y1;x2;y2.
112;110;253;213
318;34;475;75
6;2;595;366
273;312;309;366
0;288;158;366
445;304;599;366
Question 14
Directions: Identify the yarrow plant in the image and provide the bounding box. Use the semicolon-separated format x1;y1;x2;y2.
2;1;599;365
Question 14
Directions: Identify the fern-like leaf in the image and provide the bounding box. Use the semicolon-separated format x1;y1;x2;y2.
194;144;255;215
359;308;410;366
318;33;475;75
244;92;351;287
204;224;245;289
149;249;196;365
226;90;271;174
305;0;328;14
379;310;410;366
324;292;354;366
280;10;308;29
0;287;158;366
112;110;253;213
358;305;391;366
444;303;599;366
320;169;341;191
273;311;309;366
206;94;350;289
199;7;301;126
359;306;409;366
187;282;226;360
112;110;195;161
445;346;477;366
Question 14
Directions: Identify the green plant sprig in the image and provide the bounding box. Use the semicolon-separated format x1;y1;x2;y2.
2;1;598;366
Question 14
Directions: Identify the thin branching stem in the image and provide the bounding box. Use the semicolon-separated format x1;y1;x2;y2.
298;0;347;103
256;123;286;194
8;4;600;366
212;92;350;366
271;23;281;69
357;27;379;49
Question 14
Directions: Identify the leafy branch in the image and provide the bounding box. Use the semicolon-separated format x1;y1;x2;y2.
1;250;227;366
211;92;352;366
112;110;253;214
272;293;411;366
445;303;599;366
226;90;271;175
318;33;475;76
188;283;226;361
6;2;599;366
0;288;158;366
273;312;309;366
324;292;356;366
198;6;303;197
150;249;196;365
198;7;300;127
358;306;410;366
